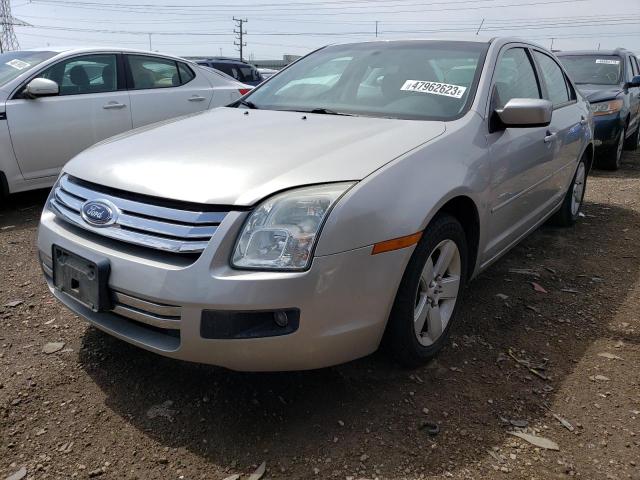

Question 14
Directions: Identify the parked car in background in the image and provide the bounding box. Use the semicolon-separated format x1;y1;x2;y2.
557;48;640;170
0;47;250;196
192;57;264;86
38;38;593;371
257;67;279;80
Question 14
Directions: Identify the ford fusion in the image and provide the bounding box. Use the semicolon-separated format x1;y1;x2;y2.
38;38;593;371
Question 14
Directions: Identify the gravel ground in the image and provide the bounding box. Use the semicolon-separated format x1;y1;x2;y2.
1;151;639;480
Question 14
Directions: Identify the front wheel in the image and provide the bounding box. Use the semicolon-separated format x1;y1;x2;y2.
549;157;587;227
385;214;468;368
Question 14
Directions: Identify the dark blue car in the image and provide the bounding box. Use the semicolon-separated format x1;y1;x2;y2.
192;57;264;87
558;48;640;170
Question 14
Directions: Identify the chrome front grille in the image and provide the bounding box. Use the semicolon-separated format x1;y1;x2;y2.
49;174;228;254
112;291;181;331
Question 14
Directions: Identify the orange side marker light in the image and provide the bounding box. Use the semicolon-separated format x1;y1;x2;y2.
372;232;423;255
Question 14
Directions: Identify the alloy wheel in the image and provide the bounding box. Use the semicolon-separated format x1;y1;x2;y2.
571;162;586;216
413;239;461;346
616;128;625;166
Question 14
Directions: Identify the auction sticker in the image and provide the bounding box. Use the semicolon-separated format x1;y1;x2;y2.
595;59;619;65
400;80;467;99
5;59;30;70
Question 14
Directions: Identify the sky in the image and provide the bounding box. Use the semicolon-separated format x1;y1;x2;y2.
9;0;640;60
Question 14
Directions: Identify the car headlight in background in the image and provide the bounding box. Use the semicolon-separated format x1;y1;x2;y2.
232;182;355;271
590;99;623;116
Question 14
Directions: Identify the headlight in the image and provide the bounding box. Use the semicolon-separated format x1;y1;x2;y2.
232;182;354;271
590;99;623;116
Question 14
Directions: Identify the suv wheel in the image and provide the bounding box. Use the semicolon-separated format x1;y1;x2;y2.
598;126;625;170
385;214;467;367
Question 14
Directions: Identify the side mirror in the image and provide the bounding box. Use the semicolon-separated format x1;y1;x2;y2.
495;98;553;129
24;78;59;98
627;75;640;88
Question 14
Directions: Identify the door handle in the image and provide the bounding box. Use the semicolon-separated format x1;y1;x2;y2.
188;95;206;102
103;102;126;110
544;131;557;143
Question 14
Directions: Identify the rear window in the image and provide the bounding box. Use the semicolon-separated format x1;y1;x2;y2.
558;55;622;85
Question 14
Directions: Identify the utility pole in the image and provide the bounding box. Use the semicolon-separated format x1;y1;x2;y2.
550;37;555;50
233;17;247;62
597;42;601;51
0;0;21;52
148;33;152;51
375;20;379;38
476;18;484;35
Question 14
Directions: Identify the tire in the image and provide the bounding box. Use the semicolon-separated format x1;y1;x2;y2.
549;157;587;227
597;126;625;170
623;124;639;151
385;214;468;368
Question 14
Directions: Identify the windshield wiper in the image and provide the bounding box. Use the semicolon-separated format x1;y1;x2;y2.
237;98;259;109
305;108;354;116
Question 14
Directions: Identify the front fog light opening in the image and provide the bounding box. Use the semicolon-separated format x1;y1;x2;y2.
200;309;300;339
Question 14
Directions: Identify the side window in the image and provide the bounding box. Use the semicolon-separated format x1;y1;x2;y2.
213;63;240;80
128;55;180;90
631;56;639;77
626;55;637;80
493;48;541;109
239;65;260;82
39;54;118;96
177;62;195;85
533;51;570;106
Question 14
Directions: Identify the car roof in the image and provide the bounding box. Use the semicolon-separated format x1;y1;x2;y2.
194;57;255;65
21;46;198;63
319;36;546;50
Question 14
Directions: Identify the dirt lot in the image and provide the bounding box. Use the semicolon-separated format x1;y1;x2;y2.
1;152;639;480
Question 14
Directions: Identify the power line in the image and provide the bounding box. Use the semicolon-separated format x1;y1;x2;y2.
28;0;588;17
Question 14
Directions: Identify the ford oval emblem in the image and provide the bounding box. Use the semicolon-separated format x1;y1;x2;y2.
81;199;117;227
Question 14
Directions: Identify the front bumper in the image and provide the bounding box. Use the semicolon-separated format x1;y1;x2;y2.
592;113;624;148
37;207;411;371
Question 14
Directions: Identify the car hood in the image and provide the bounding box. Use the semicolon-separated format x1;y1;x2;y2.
576;84;623;103
64;107;446;206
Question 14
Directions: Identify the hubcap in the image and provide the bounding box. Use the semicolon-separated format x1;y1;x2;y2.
413;239;461;346
571;162;586;216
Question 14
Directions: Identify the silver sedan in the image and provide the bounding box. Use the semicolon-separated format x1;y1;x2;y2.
37;37;593;371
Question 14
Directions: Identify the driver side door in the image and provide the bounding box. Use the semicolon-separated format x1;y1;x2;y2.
5;53;132;180
483;46;556;263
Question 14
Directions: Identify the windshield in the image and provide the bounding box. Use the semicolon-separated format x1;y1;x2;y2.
244;41;488;121
558;55;622;85
0;50;57;87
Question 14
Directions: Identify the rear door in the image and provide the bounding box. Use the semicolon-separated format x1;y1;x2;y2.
531;49;584;196
484;46;554;262
5;53;132;179
125;54;213;128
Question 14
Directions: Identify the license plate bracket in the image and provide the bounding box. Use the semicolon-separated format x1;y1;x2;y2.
52;245;111;312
